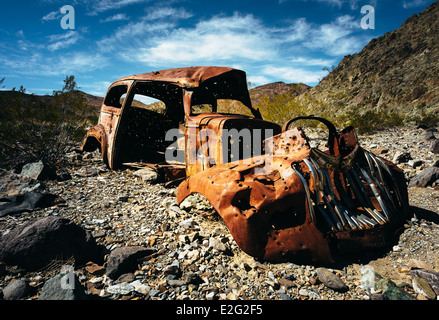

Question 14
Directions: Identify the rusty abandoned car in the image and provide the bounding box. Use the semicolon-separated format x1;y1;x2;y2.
81;66;411;264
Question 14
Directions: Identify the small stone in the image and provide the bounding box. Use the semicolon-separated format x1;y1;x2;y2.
279;293;292;300
106;246;155;279
206;291;216;300
118;196;129;202
133;168;158;183
279;277;295;288
106;282;135;295
3;279;30;300
298;287;309;296
130;280;150;295
424;131;436;141
115;273;135;284
85;263;106;276
412;277;436;300
430;139;439;154
167;279;187;287
149;289;160;297
208;237;231;254
374;148;389;154
163;264;181;276
316;268;348;292
408;159;423;169
393;151;412;164
179;218;196;230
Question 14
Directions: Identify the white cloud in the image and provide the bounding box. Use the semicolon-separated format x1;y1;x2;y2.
97;20;174;51
290;57;336;66
144;7;193;20
261;65;327;84
88;0;152;15
41;9;62;22
247;75;271;86
100;13;129;23
296;15;366;56
47;31;80;51
0;52;108;77
135;13;276;65
402;0;430;9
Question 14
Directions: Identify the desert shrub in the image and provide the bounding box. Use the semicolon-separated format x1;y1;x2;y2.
404;105;439;127
0;76;96;170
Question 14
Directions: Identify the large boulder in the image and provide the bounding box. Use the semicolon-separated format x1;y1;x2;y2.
0;216;102;271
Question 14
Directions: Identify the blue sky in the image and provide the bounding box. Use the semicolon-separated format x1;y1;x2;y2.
0;0;436;97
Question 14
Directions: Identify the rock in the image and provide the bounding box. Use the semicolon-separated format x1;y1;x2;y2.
106;282;135;295
279;293;292;300
130;280;150;295
115;273;135;284
0;262;6;276
209;237;232;255
148;289;161;297
316;268;348;292
105;246;155;279
424;131;436;141
374;148;389;154
375;278;415;300
279;277;295;288
85;262;106;276
407;258;433;270
179;218;197;230
408;166;439;187
182;273;203;285
0;169;42;198
133;168;158;183
412;277;436;300
393;151;412;164
0;192;65;217
39;269;87;300
410;270;439;295
179;198;196;211
20;160;57;181
163;264;181;276
431;139;439;154
167;279;187;287
408;159;423;169
0;216;102;271
3;279;30;300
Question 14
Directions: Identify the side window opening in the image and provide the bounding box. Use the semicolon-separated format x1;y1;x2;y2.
104;85;128;108
118;82;184;166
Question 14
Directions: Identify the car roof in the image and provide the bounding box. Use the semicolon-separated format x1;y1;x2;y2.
115;66;244;88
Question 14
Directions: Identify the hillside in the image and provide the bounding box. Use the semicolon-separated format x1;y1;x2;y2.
301;1;439;119
249;81;310;105
0;90;103;112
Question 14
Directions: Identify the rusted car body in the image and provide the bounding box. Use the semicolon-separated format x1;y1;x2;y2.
81;66;411;264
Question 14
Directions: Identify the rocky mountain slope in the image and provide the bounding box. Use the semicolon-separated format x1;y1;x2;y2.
300;1;439;119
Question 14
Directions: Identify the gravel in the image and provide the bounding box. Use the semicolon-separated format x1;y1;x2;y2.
0;124;438;300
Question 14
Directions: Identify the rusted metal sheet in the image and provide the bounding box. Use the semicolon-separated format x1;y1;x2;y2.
81;67;411;265
177;116;410;264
